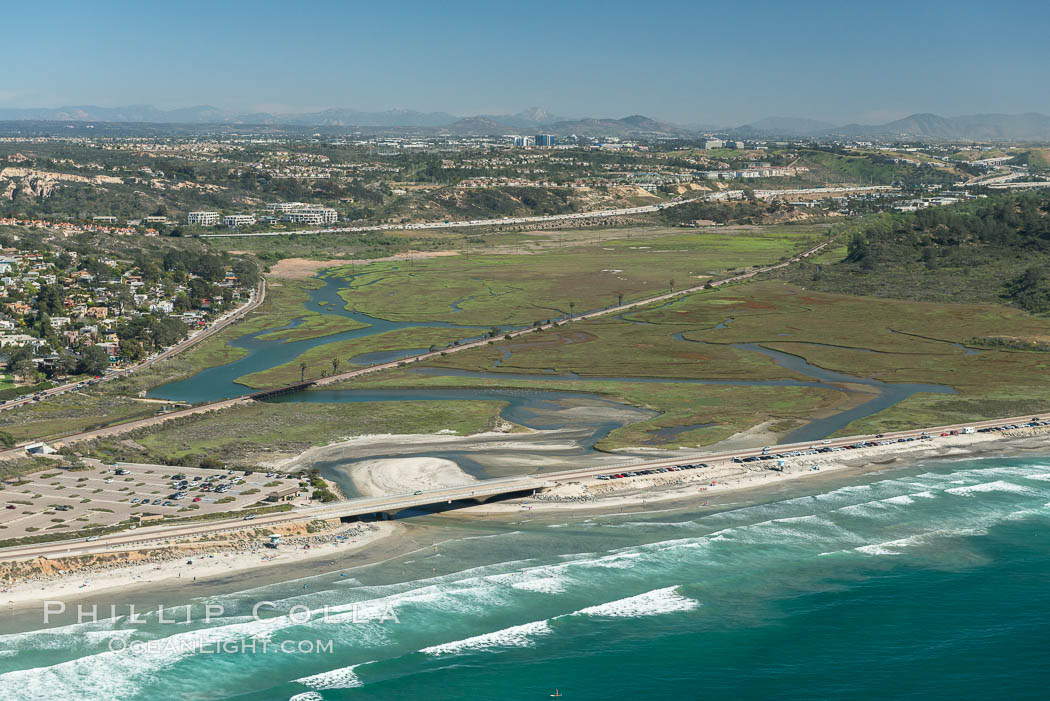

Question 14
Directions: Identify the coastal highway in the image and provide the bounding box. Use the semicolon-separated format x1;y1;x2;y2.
0;411;1044;563
0;280;266;415
0;475;554;563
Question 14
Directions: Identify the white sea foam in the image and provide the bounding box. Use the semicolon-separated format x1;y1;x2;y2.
572;586;698;618
944;480;1036;497
854;535;922;556
0;593;394;700
421;619;552;656
511;577;567;594
854;543;903;556
288;693;323;701
1023;473;1050;482
881;495;915;505
296;662;369;689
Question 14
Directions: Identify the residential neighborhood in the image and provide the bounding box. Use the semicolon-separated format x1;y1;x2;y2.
0;236;259;403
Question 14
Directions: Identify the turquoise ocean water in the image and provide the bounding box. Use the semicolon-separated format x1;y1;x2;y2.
2;454;1050;699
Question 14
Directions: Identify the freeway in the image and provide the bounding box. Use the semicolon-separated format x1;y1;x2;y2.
199;198;698;238
0;280;266;415
200;185;901;239
1;410;1044;563
987;181;1050;190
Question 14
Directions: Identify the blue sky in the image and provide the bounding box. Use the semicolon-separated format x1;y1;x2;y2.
5;0;1049;124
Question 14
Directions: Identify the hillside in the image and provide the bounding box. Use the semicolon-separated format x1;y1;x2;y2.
777;192;1050;310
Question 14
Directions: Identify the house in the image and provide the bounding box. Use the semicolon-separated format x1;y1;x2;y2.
265;485;300;503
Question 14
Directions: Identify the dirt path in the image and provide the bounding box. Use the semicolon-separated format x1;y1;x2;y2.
269;251;460;279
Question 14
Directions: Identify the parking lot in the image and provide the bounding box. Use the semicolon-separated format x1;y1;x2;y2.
0;461;306;541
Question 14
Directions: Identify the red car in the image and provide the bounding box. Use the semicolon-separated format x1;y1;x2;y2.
193;496;202;502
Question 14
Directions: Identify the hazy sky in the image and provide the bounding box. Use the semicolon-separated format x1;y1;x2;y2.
5;0;1049;125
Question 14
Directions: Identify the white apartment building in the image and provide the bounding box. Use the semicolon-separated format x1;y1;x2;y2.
143;215;169;224
187;211;220;226
265;202;307;213
279;207;338;225
222;214;257;228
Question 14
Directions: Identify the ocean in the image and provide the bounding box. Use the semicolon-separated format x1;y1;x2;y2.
2;454;1050;700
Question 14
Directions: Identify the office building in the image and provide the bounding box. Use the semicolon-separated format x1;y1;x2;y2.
187;211;220;226
222;214;257;228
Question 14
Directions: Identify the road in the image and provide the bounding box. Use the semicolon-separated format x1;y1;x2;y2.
1;411;1043;563
0;280;265;416
200;185;901;239
0;234;836;459
198;198;699;238
0;475;553;562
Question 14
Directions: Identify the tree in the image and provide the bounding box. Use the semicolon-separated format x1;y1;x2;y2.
617;293;624;306
331;357;340;375
569;301;576;317
55;351;79;376
119;338;146;362
0;430;14;448
231;258;260;288
12;359;38;383
669;279;675;292
300;362;308;382
79;345;110;376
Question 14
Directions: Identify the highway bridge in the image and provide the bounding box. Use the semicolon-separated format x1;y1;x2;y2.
0;475;553;562
3;410;1047;563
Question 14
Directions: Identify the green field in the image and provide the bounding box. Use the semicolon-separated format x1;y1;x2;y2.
79;399;506;467
0;394;159;443
325;224;829;325
355;279;1050;445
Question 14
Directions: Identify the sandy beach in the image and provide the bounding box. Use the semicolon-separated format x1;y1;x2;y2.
441;427;1050;515
4;425;1050;610
0;521;401;610
348;456;477;497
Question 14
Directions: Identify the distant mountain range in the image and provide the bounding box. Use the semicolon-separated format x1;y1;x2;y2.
731;113;1050;141
1;105;1050;141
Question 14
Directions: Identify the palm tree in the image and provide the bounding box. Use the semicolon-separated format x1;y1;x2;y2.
669;279;675;292
299;362;307;382
569;301;576;317
331;357;340;375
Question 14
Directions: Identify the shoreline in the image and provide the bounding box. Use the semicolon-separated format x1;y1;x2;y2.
466;429;1050;515
3;426;1050;614
0;520;401;611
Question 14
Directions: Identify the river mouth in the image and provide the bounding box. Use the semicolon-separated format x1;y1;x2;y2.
148;272;955;466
